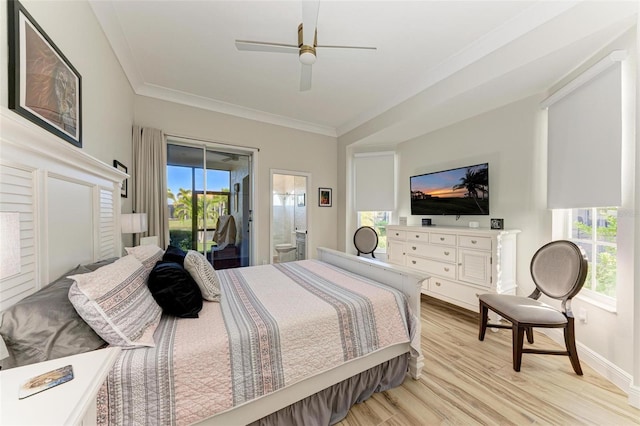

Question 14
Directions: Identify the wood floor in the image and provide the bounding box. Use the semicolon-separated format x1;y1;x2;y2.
338;296;640;426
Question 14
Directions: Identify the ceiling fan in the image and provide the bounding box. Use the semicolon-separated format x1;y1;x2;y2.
235;1;376;91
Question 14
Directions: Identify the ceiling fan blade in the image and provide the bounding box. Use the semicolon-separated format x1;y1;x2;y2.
316;45;377;51
300;64;312;91
235;40;298;54
301;0;319;46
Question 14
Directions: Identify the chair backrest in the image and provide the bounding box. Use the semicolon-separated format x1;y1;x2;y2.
530;240;588;302
354;226;378;255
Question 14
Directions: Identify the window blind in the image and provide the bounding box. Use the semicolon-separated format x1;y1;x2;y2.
354;152;395;212
545;54;624;209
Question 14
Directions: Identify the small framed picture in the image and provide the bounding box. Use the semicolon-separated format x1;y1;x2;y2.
319;188;332;207
490;218;504;230
113;160;128;198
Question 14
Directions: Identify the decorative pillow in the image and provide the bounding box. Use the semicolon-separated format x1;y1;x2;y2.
68;255;162;348
148;261;203;318
0;265;106;370
125;244;163;276
83;257;118;271
162;245;187;266
184;250;221;302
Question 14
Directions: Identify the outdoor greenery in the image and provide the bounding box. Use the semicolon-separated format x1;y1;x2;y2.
168;187;229;252
574;209;617;297
359;212;389;249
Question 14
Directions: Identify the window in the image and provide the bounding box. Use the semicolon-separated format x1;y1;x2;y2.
559;207;617;302
357;211;391;251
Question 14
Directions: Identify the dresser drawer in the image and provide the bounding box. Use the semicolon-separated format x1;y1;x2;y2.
407;256;456;279
430;232;456;246
406;243;455;262
429;277;485;308
388;229;407;241
407;231;429;242
458;235;491;250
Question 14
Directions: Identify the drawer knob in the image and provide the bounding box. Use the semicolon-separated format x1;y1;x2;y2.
440;237;445;241
412;246;417;250
412;260;417;265
471;240;477;244
435;281;441;286
395;232;399;236
444;267;450;272
416;234;420;238
444;251;450;256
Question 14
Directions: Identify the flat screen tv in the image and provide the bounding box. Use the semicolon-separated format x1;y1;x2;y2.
410;163;489;216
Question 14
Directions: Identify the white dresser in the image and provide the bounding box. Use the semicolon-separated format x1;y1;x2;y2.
387;225;520;311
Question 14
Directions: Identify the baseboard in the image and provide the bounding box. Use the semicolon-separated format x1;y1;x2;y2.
541;329;634;404
628;384;640;409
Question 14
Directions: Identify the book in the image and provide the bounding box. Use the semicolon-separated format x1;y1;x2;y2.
18;365;74;399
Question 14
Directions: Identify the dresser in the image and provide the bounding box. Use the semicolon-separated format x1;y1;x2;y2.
387;225;520;312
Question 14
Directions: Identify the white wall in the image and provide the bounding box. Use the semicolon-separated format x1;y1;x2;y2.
133;96;338;265
0;0;135;242
397;96;550;295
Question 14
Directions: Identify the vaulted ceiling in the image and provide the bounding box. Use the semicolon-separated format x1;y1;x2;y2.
90;1;638;145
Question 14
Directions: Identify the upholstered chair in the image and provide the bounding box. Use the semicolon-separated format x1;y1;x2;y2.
478;240;588;374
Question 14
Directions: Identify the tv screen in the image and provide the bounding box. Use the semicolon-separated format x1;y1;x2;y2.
410;163;489;215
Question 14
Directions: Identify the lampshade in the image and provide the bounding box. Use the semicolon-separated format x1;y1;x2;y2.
0;212;21;279
121;213;148;234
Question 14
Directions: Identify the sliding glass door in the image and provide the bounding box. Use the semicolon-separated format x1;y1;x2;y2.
167;143;252;268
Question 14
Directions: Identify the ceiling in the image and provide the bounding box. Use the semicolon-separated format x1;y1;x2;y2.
90;1;638;145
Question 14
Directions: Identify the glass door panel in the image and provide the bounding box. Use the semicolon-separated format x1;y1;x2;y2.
167;143;252;268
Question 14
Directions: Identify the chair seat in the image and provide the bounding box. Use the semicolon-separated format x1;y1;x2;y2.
479;293;567;325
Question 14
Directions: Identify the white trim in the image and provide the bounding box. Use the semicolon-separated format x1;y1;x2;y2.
542;328;634;402
629;385;640;409
540;50;628;109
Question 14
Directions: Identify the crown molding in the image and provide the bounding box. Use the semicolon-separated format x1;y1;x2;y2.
136;83;337;137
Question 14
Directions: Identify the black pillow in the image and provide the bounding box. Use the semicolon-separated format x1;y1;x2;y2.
163;245;187;266
148;261;203;318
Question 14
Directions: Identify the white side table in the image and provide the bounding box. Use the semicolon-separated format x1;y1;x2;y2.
0;347;120;426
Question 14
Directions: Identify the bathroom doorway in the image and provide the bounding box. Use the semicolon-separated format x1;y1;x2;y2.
270;170;309;264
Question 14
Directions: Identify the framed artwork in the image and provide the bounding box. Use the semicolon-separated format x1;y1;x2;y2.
113;160;128;198
8;0;82;148
490;218;504;230
318;188;332;207
297;193;305;207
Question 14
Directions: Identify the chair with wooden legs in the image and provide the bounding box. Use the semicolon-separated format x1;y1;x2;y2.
478;240;588;374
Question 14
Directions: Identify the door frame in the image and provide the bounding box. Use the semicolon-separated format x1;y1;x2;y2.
269;169;311;264
167;136;258;266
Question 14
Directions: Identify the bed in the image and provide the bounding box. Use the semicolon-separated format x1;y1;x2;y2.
0;107;426;425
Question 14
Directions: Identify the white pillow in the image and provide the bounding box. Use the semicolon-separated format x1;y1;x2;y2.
68;255;162;348
184;250;221;302
125;245;164;276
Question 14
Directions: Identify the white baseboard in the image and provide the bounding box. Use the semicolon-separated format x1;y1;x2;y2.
541;329;635;406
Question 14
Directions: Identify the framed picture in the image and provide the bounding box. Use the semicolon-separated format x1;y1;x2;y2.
113;160;128;198
318;188;332;207
296;193;305;207
8;0;82;148
490;218;504;230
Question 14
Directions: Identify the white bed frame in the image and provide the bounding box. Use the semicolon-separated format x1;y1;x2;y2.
0;107;125;311
0;107;426;425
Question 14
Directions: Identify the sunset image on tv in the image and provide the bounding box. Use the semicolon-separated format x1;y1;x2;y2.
410;163;489;215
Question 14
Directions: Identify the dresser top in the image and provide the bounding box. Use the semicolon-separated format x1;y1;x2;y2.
387;224;520;235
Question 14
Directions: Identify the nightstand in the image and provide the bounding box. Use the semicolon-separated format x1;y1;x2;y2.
0;347;120;425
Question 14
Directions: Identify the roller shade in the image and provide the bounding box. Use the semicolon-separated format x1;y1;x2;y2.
544;53;624;209
354;152;395;212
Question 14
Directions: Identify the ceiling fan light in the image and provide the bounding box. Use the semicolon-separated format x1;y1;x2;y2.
299;48;316;65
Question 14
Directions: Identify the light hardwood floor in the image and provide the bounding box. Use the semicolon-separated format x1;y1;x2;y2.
338;296;640;425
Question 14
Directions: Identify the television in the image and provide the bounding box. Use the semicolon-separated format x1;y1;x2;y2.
410;163;489;216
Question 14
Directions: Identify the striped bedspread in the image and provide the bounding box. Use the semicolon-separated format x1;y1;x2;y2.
97;260;418;425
